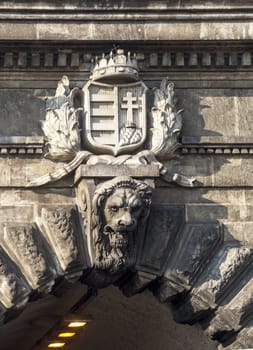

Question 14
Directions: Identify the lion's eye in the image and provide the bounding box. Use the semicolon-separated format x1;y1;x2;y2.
110;206;118;212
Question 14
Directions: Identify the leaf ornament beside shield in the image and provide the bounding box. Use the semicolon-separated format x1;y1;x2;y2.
82;80;148;156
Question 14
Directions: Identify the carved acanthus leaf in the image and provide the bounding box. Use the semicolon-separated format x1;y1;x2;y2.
149;78;183;159
42;102;82;161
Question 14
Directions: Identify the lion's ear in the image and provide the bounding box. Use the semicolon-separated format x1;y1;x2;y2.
139;190;152;204
92;194;105;215
97;195;104;208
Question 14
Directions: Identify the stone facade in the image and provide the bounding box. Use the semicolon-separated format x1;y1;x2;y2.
0;1;252;349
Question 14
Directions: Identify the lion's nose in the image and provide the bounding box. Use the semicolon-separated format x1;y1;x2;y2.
118;219;134;227
118;214;134;227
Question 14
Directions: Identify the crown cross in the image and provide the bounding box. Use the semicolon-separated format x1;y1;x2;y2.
121;92;139;127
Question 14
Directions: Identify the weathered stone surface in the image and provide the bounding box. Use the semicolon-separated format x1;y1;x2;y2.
0;90;46;136
0;154;253;188
0;205;34;222
37;205;87;281
84;176;153;286
207;273;253;342
0;247;30;310
153;188;253;248
0;21;253;42
180;89;253;140
1;223;56;293
157;223;222;302
174;245;253;325
0;2;252;349
0;87;253;146
137;205;185;275
164;156;253;187
186;204;240;222
223;322;253;349
75;164;159;181
223;222;253;245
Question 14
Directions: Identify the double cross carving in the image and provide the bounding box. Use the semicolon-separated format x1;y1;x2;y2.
121;91;139;126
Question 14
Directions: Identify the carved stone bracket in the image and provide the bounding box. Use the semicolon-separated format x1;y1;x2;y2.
75;165;156;287
173;245;253;324
1;223;55;294
36;205;88;282
0;247;30;311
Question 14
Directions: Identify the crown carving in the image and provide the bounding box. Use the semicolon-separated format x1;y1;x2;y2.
90;49;139;83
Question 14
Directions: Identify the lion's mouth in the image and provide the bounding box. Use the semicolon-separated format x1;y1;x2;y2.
110;234;128;248
104;226;129;248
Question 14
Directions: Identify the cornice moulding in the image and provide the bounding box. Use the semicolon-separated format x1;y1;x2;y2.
0;22;252;41
1;136;253;158
181;137;253;155
1;13;253;22
0;46;253;72
0;1;253;17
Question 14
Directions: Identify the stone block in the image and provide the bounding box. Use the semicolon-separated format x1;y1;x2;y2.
31;53;40;67
36;205;89;280
57;53;67;67
153;188;249;206
0;188;74;206
181;189;244;205
223;222;253;245
0;21;249;42
164;222;222;288
164;156;253;187
174;245;253;325
44;53;54;67
137;204;185;275
186;204;240;222
179;89;253;140
244;189;253;204
0;90;45;136
0;205;34;223
4;53;13;68
75;164;160;183
213;157;253;187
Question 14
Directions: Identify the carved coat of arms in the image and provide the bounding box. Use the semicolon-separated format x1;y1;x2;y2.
28;48;195;188
82;49;148;156
83;79;147;156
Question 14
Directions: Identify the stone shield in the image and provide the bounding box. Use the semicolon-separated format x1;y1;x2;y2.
82;80;148;156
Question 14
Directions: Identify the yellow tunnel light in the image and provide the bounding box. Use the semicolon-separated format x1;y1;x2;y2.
67;321;87;328
48;342;66;348
57;332;76;338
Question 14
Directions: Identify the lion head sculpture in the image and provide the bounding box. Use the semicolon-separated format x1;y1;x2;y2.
91;176;152;274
